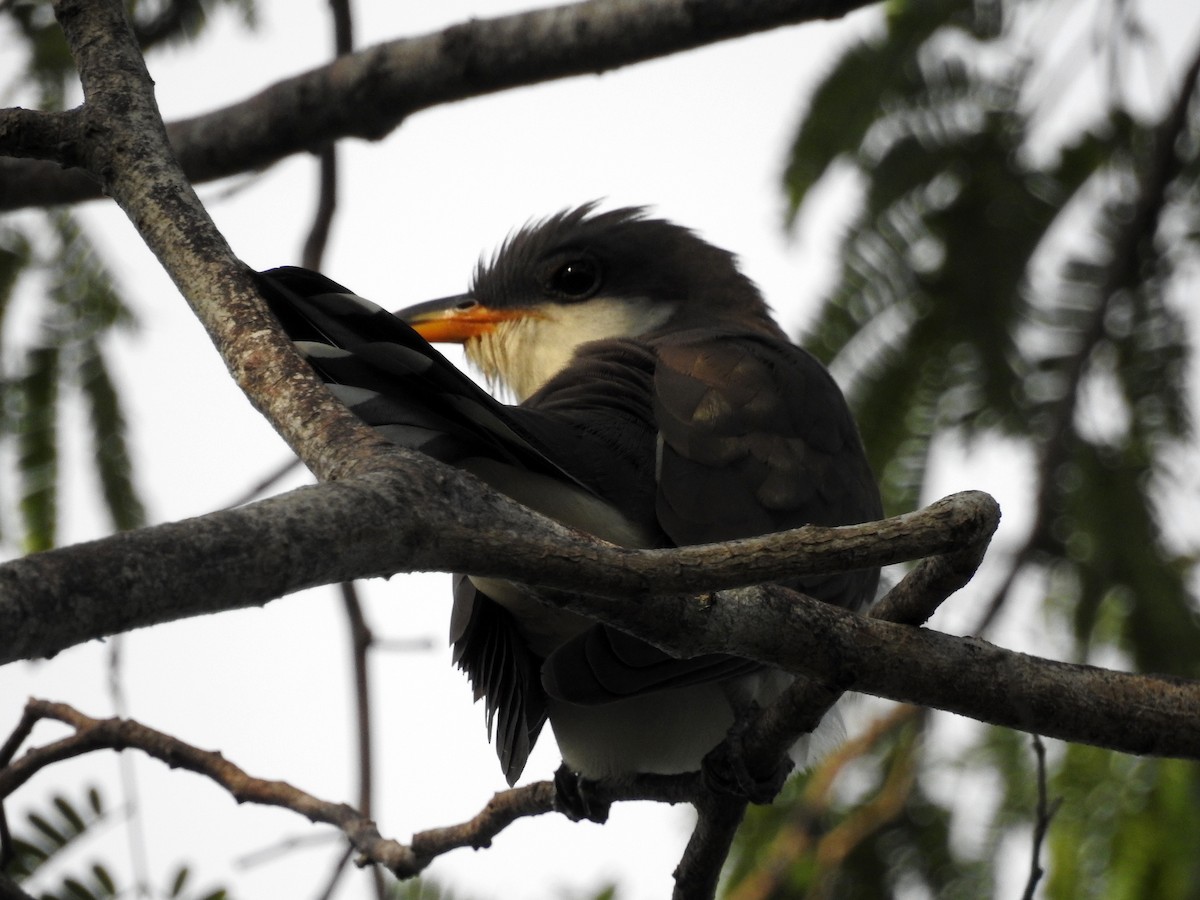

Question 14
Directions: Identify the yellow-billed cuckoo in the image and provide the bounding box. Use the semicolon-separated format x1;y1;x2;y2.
258;205;881;806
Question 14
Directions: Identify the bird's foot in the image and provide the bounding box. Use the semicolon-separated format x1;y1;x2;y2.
701;714;793;804
553;764;611;823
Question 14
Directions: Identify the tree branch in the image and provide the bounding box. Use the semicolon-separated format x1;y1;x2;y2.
0;485;994;666
0;700;691;880
0;700;421;875
37;0;417;489
0;0;878;211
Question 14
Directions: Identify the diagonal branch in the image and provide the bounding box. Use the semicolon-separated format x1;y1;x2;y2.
0;0;878;211
0;700;420;875
39;0;389;489
0;699;690;880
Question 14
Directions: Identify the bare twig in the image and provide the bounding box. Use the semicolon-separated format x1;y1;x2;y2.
301;147;339;271
0;700;420;875
0;700;688;879
314;845;355;900
107;638;153;897
341;583;374;813
221;456;303;509
300;0;354;272
339;581;386;900
296;2;385;894
1022;734;1062;900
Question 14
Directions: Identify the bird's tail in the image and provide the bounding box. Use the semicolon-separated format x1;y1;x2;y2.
256;265;573;482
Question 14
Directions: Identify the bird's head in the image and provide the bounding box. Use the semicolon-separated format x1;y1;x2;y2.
396;205;783;401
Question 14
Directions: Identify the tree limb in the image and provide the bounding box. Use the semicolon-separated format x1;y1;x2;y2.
0;484;994;666
0;0;878;211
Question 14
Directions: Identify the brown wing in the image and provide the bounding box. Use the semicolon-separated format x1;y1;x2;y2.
652;331;882;610
542;331;881;709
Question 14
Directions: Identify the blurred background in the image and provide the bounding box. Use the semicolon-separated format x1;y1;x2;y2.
2;1;1200;898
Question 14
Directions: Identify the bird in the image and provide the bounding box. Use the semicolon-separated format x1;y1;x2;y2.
257;205;881;811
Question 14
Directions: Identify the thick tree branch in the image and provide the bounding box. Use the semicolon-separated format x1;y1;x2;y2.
5;481;1196;766
0;485;994;665
593;579;1200;759
37;0;417;489
0;0;877;210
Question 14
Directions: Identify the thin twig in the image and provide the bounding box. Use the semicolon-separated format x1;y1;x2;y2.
300;0;352;273
0;700;418;874
339;581;387;900
0;700;693;880
221;456;303;509
314;844;355;900
107;637;153;898
1022;734;1061;900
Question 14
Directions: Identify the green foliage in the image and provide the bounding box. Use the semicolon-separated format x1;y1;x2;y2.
726;716;996;899
1045;749;1200;900
3;787;106;882
784;0;1200;659
1;212;146;551
78;342;145;534
0;0;252;551
1045;439;1199;676
5;788;232;900
16;344;60;552
732;0;1200;896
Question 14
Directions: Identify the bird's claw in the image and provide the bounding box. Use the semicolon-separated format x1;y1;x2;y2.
701;716;793;804
553;763;611;823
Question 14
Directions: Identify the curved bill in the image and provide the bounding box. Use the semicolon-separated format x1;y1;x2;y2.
395;293;533;343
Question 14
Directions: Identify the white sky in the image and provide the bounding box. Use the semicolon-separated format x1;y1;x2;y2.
2;2;1199;899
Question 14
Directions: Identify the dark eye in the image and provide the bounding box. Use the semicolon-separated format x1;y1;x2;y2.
549;257;602;299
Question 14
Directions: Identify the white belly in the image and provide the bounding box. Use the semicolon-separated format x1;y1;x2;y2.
547;669;849;779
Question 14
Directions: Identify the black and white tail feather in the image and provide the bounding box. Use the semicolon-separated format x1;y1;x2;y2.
258;266;583;485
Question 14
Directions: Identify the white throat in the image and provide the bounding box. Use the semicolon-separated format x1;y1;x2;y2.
463;296;674;401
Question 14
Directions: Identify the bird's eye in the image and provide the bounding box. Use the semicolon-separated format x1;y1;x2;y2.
548;257;602;299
